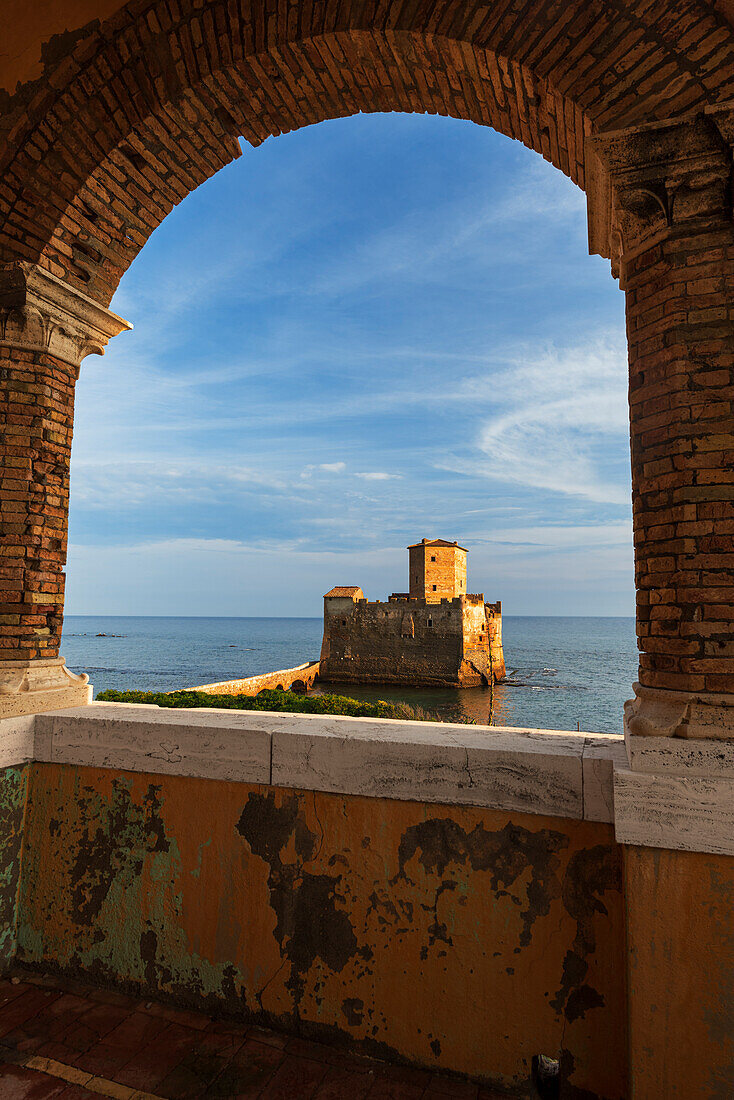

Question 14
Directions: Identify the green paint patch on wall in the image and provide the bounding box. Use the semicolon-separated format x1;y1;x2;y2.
0;764;29;966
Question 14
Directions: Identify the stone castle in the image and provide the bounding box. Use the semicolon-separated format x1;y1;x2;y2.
319;539;505;688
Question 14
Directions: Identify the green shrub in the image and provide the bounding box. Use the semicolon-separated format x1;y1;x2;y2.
95;687;436;721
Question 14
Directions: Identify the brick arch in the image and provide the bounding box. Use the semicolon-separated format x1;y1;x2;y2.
2;0;734;304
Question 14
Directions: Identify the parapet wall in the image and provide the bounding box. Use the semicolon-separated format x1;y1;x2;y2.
1;707;733;1099
1;705;627;1098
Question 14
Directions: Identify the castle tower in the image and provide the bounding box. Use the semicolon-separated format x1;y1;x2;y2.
408;539;467;602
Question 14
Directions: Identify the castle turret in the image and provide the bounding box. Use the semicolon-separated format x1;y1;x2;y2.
407;538;467;602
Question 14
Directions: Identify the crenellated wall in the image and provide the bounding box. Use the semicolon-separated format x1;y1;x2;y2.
320;596;505;687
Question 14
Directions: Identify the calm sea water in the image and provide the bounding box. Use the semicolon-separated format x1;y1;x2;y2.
62;616;637;735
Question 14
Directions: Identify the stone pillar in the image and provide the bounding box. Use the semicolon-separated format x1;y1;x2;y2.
0;263;130;717
589;107;734;740
588;109;734;1099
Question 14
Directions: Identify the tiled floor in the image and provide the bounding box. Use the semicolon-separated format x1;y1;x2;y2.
0;971;503;1099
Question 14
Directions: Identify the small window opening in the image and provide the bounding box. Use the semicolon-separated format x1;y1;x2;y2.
428;618;433;627
432;584;437;591
431;555;436;561
342;619;347;625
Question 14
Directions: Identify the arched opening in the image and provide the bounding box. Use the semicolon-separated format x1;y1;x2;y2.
61;111;633;729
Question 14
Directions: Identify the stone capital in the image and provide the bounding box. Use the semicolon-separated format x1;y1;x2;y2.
0;262;131;371
0;658;91;719
586;108;733;279
624;682;734;741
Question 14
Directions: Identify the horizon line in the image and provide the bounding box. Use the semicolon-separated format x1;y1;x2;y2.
63;612;636;619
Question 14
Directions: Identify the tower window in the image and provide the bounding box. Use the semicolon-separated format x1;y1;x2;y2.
428;618;433;627
431;555;436;562
432;585;437;591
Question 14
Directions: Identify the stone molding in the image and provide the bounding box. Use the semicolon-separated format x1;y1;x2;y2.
615;717;734;855
33;705;271;785
13;705;621;822
1;704;732;853
614;767;734;857
586;106;733;280
624;682;734;742
270;720;624;823
0;659;91;720
0;262;131;369
625;731;734;778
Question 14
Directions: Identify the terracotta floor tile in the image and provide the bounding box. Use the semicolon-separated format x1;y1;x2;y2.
0;1063;69;1098
192;1027;246;1061
140;1002;211;1031
85;988;138;1008
0;1028;47;1057
378;1064;432;1088
46;1024;99;1056
0;982;33;1011
285;1037;335;1063
100;1010;168;1054
113;1022;201;1091
259;1054;328;1099
287;1041;376;1074
425;1079;479;1098
366;1077;427;1100
206;1018;250;1039
73;1041;130;1079
0;980;487;1100
35;1041;85;1065
72;1002;132;1040
0;989;62;1039
155;1050;233;1098
204;1038;283;1098
21;974;69;992
315;1065;376;1099
23;995;91;1042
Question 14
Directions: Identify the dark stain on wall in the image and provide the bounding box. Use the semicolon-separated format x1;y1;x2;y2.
237;792;358;1007
395;817;568;947
551;845;622;1022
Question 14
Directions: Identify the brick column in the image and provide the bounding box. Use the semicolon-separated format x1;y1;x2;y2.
0;263;129;717
588;109;734;740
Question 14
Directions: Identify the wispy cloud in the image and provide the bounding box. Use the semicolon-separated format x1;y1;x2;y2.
355;471;401;481
438;334;630;506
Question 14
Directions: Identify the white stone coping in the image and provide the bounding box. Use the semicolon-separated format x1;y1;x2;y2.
625;732;734;776
0;704;622;824
614;767;734;857
0;704;731;854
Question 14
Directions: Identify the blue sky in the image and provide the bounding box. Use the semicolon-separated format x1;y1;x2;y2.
65;113;633;617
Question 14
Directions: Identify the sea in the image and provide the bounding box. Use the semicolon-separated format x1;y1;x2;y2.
62;615;637;736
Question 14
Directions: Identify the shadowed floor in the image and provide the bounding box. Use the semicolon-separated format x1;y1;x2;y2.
0;970;503;1099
